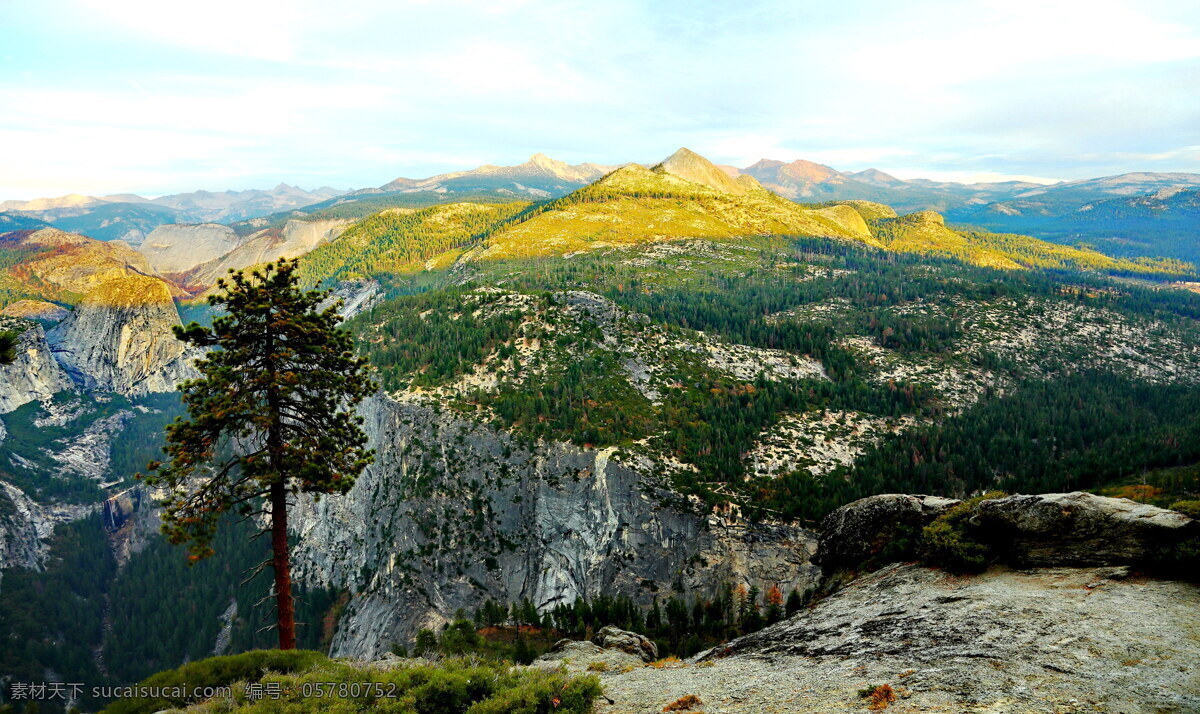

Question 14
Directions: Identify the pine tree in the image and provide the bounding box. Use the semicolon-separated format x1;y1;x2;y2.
142;259;375;649
0;330;16;365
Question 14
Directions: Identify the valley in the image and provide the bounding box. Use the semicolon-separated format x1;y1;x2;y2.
1;148;1199;711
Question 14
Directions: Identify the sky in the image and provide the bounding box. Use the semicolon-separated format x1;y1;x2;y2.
1;0;1198;199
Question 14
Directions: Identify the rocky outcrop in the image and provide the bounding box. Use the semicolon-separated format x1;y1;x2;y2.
322;279;382;320
814;493;958;574
0;480;93;571
973;491;1197;567
182;218;350;289
816;491;1198;575
46;275;196;396
531;640;645;673
0;300;69;324
899;209;946;226
138;223;243;274
590;563;1200;713
592;626;658;662
0;319;74;413
291;395;819;659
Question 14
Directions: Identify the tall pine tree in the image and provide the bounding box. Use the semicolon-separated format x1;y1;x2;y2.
142;258;374;649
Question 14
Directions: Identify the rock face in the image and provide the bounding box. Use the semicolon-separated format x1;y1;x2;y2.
291;395;819;659
322;279;382;320
973;491;1197;567
816;491;1198;574
592;564;1200;713
182;218;349;288
0;480;93;571
0;319;74;413
814;493;959;574
138;223;243;274
46;275;195;396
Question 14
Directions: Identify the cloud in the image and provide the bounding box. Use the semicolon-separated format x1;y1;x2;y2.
0;0;1198;197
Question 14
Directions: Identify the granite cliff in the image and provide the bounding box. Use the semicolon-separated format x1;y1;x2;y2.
291;394;820;659
46;275;195;396
0;319;74;413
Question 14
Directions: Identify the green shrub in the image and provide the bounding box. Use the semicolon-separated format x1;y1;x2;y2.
102;649;329;714
465;668;601;714
103;652;601;714
1170;500;1200;519
919;492;1006;574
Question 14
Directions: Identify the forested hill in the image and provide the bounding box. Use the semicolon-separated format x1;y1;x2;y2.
292;149;1191;288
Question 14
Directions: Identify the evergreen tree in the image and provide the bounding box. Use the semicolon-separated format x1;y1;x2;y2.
142;259;375;649
0;329;16;365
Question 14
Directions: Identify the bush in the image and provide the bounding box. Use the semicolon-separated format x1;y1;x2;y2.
919;492;1005;575
1170;500;1200;519
465;669;601;714
103;652;601;714
102;649;329;714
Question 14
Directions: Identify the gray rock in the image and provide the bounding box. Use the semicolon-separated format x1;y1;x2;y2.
973;491;1197;567
290;394;820;659
814;493;959;574
532;639;645;673
137;223;243;274
592;626;658;662
592;564;1200;713
46;275;196;396
0;319;74;413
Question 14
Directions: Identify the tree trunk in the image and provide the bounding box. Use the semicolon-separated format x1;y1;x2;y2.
270;479;297;650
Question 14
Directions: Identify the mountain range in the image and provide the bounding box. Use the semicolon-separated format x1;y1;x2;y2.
5;152;1197;263
0;184;346;245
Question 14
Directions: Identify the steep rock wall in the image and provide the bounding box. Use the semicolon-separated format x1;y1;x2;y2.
138;223;243;274
46;275;196;396
0;320;74;413
291;395;818;658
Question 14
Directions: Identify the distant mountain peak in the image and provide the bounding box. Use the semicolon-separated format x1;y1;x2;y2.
656;148;747;195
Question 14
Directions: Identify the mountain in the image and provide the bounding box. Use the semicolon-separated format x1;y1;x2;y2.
46;274;195;396
293;149;1185;280
0;185;347;246
47;201;184;244
0;228;172;304
150;183;346;223
137;223;245;274
730;159;1200;263
179;217;351;289
380;153;614;198
0;193;103;214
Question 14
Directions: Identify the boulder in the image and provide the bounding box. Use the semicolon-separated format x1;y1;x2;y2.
592;626;658;662
530;639;645;673
815;494;959;574
972;492;1197;567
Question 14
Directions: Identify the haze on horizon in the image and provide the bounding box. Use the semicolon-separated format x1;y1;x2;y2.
1;0;1198;200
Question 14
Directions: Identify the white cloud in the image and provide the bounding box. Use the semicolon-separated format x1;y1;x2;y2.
0;0;1197;197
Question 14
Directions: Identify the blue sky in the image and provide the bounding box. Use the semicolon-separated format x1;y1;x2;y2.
1;0;1198;198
